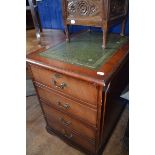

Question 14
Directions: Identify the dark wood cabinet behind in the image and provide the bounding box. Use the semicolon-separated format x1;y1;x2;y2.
62;0;128;48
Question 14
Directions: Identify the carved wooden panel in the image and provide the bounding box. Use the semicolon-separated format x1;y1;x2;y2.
67;0;101;17
62;0;128;48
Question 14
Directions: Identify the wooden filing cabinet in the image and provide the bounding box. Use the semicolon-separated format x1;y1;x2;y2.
27;31;129;155
62;0;129;48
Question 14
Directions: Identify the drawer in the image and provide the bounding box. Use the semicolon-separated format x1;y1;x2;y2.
36;86;97;126
42;102;96;141
30;65;98;105
47;119;95;153
44;113;95;153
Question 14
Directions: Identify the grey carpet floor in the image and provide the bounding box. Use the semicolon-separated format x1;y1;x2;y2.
26;80;36;97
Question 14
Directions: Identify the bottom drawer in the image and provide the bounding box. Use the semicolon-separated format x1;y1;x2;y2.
46;117;95;153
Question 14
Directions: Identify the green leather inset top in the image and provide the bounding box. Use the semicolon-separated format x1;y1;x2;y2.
39;31;128;70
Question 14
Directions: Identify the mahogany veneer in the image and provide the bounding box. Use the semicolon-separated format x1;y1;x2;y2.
26;31;128;155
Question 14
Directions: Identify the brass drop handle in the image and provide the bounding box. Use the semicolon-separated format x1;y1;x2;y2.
62;129;73;139
65;133;73;139
52;79;67;89
59;118;71;126
57;101;70;110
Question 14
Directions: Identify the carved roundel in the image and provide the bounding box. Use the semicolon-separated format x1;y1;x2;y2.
77;1;90;16
67;0;99;16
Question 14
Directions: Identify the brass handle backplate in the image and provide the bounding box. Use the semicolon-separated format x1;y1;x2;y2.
59;118;71;126
52;79;67;89
57;101;70;110
62;129;73;139
54;73;62;78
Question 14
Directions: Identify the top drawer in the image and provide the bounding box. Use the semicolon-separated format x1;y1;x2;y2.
30;65;98;105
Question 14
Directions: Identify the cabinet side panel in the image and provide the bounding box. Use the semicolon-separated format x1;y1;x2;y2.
99;56;128;152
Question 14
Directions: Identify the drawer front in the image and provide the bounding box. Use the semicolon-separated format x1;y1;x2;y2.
47;119;95;153
42;102;96;140
36;86;97;126
30;65;98;105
